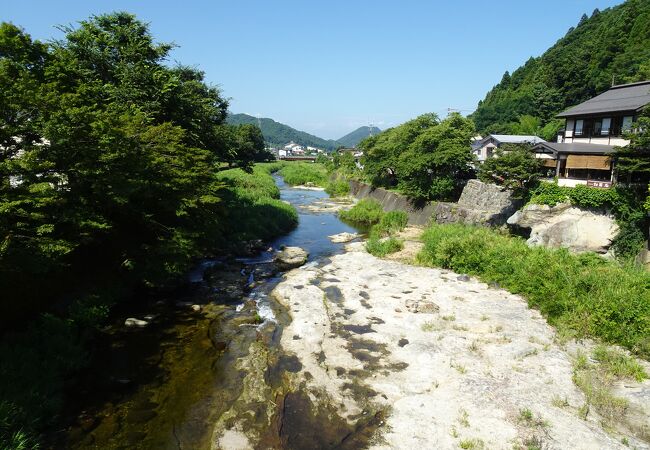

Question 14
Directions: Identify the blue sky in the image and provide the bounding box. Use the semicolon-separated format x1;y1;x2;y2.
5;0;623;139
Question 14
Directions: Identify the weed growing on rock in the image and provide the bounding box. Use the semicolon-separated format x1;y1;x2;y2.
459;437;485;449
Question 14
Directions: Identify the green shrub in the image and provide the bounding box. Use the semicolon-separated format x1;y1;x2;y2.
278;162;328;186
339;199;384;225
325;179;350;197
366;234;403;257
416;223;650;358
528;182;620;208
375;211;408;236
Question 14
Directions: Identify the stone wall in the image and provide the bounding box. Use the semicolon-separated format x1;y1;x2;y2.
348;180;436;226
348;179;521;227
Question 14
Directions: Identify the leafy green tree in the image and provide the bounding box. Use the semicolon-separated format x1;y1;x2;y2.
361;113;475;201
477;144;543;193
509;115;542;135
616;112;650;182
332;150;357;174
0;13;231;324
360;113;438;188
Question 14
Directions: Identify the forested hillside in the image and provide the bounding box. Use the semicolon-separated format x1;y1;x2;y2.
227;113;341;150
337;126;382;148
472;0;650;137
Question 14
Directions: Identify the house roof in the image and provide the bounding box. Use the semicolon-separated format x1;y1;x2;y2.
532;142;616;155
557;80;650;118
477;134;546;147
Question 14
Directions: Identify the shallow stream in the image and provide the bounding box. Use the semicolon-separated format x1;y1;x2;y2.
59;175;364;449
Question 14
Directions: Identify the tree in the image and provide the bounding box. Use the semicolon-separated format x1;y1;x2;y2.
361;113;475;201
477;144;542;193
509;115;542;135
0;13;232;325
616;112;650;182
361;113;439;188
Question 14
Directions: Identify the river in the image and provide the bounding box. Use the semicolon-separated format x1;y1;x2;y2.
59;174;364;449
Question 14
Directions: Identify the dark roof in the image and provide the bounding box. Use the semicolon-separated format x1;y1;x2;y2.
557;80;650;118
532;142;616;155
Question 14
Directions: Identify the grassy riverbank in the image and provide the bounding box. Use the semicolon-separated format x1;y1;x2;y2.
216;163;298;246
416;223;650;359
278;162;328;186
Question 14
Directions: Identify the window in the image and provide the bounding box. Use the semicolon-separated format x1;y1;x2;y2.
601;118;611;135
575;119;584;136
622;116;633;132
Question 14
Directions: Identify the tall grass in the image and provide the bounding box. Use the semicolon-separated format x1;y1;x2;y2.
215;165;298;245
339;199;384;225
365;210;409;257
416;223;650;358
324;179;350;197
278;162;328;186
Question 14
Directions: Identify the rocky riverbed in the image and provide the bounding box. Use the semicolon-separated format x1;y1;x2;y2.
257;243;650;450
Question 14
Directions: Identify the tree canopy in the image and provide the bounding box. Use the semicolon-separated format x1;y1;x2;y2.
0;13;265;326
477;144;543;194
360;113;475;201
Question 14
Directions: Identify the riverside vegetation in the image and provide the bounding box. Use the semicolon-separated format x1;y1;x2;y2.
415;223;650;359
0;14;292;447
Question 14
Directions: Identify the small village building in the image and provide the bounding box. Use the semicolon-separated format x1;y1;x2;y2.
472;134;546;162
557;80;650;147
532;142;616;188
533;80;650;187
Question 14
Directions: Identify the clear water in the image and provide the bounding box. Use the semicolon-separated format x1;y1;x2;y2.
247;174;364;323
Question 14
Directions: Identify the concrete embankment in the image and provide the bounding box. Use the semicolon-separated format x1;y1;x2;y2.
348;179;521;227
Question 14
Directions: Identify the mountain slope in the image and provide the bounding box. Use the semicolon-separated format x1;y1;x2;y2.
227;113;340;150
472;0;650;134
337;126;382;147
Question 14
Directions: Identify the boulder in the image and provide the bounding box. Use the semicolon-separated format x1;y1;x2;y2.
125;318;148;328
507;203;619;254
328;232;359;243
276;247;309;270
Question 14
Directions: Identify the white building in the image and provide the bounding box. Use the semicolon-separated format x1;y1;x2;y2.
472;135;546;162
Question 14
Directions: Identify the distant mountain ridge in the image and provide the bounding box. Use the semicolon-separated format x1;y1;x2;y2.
226;113;341;151
337;126;382;148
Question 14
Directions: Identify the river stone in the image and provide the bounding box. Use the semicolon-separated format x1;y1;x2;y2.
276;247;309;270
405;299;439;314
328;232;359;243
124;318;148;327
507;202;619;254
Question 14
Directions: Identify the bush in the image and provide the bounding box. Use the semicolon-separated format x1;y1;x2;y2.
529;182;620;209
416;223;650;358
278;162;328;186
375;211;409;236
366;235;403;257
477;144;542;194
339;199;384;225
325;180;350;197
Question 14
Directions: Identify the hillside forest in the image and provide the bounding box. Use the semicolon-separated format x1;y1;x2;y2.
471;0;650;138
